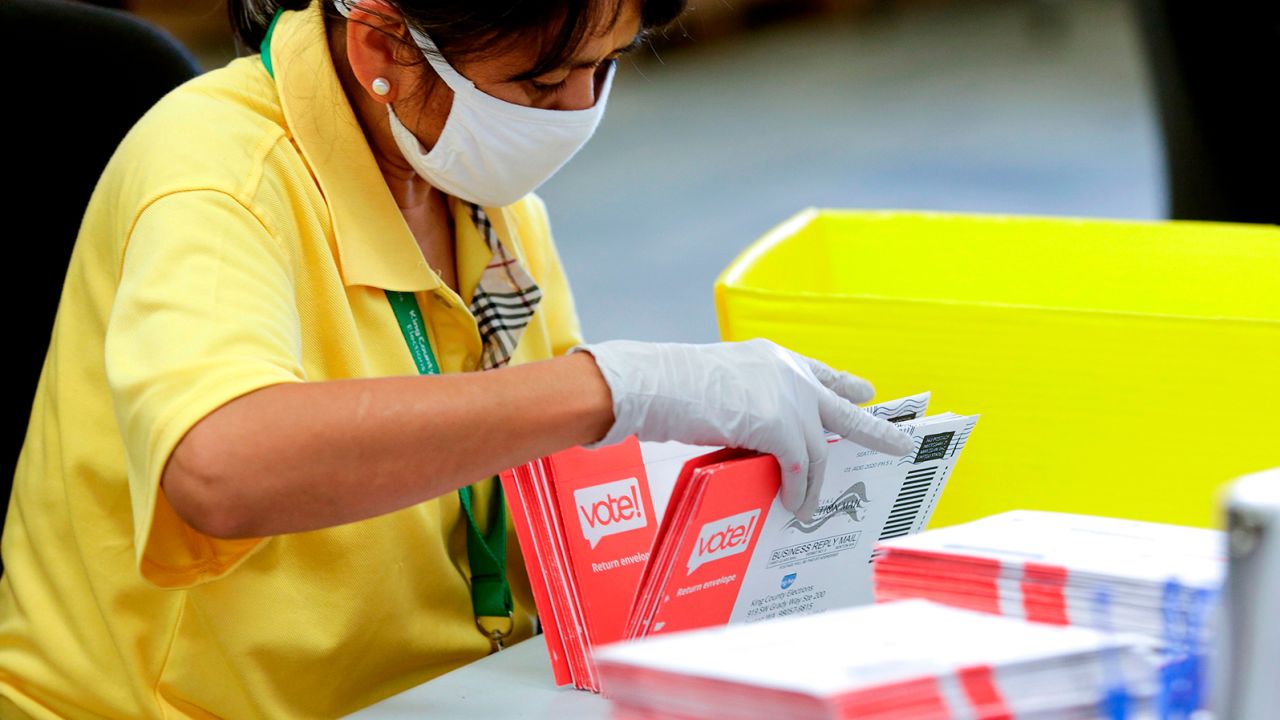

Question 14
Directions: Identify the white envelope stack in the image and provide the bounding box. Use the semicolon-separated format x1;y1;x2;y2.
595;600;1160;720
873;511;1222;644
873;510;1223;716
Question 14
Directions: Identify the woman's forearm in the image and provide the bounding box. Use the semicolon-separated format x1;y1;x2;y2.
163;352;613;538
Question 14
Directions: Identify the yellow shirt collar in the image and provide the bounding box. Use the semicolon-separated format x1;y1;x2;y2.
268;2;529;293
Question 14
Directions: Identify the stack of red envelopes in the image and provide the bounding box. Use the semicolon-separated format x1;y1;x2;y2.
502;393;980;691
501;438;707;690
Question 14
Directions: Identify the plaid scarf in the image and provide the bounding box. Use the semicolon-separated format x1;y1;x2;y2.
466;203;543;370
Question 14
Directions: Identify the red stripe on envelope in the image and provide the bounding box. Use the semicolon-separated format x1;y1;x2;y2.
958;664;1013;720
1021;563;1069;626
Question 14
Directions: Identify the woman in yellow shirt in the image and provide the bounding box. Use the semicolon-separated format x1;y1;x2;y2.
0;0;911;716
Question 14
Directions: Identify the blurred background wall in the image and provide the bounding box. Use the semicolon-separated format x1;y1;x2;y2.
115;0;1164;343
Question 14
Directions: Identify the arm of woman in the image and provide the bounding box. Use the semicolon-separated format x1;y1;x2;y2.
164;352;612;539
166;335;916;540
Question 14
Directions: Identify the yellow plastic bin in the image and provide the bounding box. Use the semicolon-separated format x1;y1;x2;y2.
715;209;1280;529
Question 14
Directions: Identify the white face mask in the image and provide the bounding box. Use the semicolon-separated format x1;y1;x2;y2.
335;1;614;207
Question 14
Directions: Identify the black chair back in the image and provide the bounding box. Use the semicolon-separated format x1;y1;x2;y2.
0;0;202;575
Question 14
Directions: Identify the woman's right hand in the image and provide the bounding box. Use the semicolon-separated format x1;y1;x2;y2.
573;339;915;521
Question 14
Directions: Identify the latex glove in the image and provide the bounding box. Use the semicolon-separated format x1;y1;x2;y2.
574;339;915;520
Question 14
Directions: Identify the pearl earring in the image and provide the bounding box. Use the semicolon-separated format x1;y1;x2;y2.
371;77;391;96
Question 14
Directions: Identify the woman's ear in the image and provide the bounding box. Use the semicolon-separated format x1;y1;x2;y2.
344;0;411;104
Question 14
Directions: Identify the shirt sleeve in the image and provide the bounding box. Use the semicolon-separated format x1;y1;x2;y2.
105;189;306;589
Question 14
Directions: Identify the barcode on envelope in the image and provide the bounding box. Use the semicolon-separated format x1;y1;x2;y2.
877;467;938;542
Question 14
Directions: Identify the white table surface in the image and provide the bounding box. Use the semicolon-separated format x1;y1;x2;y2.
348;635;609;719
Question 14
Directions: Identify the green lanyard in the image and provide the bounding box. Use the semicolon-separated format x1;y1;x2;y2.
387;291;513;648
259;13;511;649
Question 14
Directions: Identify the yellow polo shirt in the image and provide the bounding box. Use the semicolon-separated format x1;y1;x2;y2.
0;3;583;717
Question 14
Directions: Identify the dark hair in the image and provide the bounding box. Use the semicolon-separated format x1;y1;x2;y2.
230;0;686;79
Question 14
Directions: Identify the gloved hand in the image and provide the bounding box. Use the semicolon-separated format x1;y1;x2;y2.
574;338;915;520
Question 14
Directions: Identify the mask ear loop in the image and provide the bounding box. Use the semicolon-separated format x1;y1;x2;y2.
330;0;449;74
